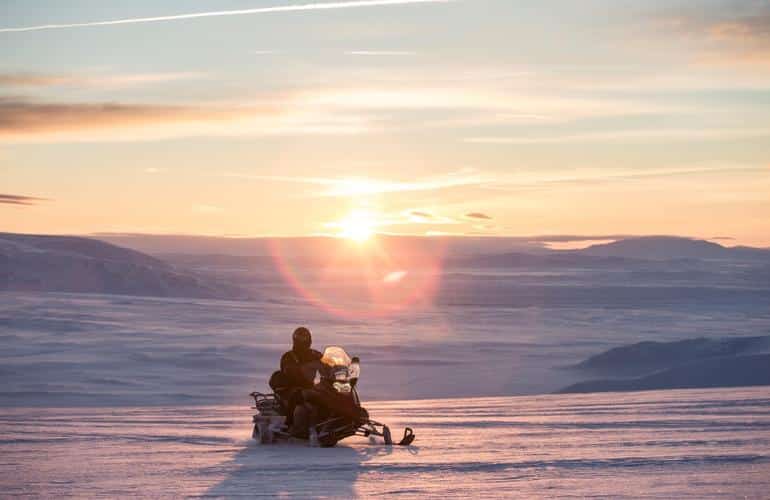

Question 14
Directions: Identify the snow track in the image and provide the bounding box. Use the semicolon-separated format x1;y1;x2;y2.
2;387;769;498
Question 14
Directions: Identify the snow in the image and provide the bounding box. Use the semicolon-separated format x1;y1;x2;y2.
1;388;769;497
3;291;770;405
1;277;769;496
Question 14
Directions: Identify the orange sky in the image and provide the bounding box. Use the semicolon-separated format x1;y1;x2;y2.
2;0;769;246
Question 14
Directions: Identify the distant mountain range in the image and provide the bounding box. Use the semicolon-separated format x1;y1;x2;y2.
449;236;770;268
559;335;770;394
448;251;633;268
2;232;769;299
96;233;770;264
571;336;770;377
559;354;770;394
0;232;244;299
94;233;545;258
577;236;770;261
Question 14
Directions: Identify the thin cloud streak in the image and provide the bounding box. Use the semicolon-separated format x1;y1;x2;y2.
479;166;767;193
400;209;460;225
225;166;766;200
0;96;373;143
465;128;770;144
0;0;450;33
655;2;770;65
224;172;484;197
0;97;261;140
0;72;201;88
346;51;417;56
0;73;69;86
0;194;48;206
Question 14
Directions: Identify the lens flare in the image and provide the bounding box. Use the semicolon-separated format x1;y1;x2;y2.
268;236;445;319
383;270;407;284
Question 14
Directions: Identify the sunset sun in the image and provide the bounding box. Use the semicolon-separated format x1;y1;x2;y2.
336;210;376;242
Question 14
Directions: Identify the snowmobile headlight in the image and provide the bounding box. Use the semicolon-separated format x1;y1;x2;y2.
333;382;352;393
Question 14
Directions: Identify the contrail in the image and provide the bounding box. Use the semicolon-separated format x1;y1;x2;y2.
0;0;450;33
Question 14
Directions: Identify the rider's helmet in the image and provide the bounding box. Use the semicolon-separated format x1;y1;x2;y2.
292;326;312;352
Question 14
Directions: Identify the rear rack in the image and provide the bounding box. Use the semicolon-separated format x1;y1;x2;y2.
249;391;283;415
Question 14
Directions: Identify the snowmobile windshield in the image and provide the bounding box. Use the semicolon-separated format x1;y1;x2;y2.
321;346;352;368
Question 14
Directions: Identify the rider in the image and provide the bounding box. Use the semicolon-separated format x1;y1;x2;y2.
273;327;321;429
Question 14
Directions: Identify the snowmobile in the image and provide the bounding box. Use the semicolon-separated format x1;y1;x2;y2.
250;346;415;448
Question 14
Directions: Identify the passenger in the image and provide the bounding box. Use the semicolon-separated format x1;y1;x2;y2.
272;327;321;430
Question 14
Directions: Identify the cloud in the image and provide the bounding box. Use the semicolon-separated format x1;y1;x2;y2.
424;230;466;237
521;234;631;243
0;96;374;143
308;87;667;119
346;51;417;56
225;171;484;197
0;72;201;88
465;128;770;145
681;3;770;43
0;0;450;33
0;74;68;87
0;75;709;144
0;97;253;142
228;165;767;207
465;212;492;220
656;2;770;65
395;209;459;226
474;166;767;195
0;68;689;144
0;193;47;206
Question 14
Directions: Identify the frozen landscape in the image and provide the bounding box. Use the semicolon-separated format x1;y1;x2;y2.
2;234;770;497
2;388;769;497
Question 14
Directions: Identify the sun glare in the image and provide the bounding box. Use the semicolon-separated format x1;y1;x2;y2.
337;210;376;242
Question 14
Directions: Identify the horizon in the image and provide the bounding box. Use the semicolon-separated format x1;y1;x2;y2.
4;229;767;253
86;232;770;248
2;0;770;246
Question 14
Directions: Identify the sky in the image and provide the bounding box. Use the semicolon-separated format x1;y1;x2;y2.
1;0;769;246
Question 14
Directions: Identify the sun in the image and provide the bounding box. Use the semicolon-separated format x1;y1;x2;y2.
337;210;376;242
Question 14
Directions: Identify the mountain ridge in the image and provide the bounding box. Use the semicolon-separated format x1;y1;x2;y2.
0;232;244;299
578;236;770;261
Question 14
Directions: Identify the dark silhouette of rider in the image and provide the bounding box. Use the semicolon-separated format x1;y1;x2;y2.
273;327;321;428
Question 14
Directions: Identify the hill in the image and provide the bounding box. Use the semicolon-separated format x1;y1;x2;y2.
579;236;770;261
572;336;770;377
560;335;770;394
559;354;770;393
0;232;243;299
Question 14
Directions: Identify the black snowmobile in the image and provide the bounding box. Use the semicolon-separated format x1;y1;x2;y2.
250;346;415;448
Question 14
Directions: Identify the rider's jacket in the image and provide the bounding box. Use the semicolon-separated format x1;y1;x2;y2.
280;348;322;390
